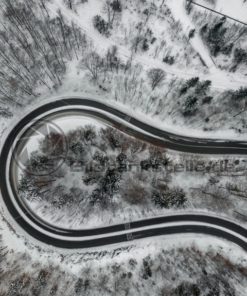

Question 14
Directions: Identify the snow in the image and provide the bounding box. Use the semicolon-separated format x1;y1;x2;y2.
1;200;247;264
195;0;247;23
107;98;247;141
48;0;247;91
28;94;247;142
166;0;216;70
12;109;247;230
0;0;246;292
53;114;105;132
216;0;247;23
166;0;247;88
1;214;247;291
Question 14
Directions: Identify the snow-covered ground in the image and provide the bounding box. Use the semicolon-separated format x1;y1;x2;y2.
195;0;247;23
14;117;247;230
1;0;247;143
0;223;247;295
48;0;247;90
166;0;216;70
0;0;247;294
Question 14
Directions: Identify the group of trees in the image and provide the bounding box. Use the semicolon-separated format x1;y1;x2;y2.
0;0;86;107
230;87;247;101
93;15;111;37
163;55;175;65
182;96;198;116
190;5;247;71
90;168;121;207
179;77;212;117
80;45;123;82
200;17;233;57
104;0;122;25
168;276;236;296
140;148;169;171
18;125;187;213
179;77;199;96
122;179;149;205
93;0;122;37
82;51;105;81
229;86;247;110
80;37;163;94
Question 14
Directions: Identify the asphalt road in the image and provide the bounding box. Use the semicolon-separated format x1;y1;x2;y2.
0;97;246;249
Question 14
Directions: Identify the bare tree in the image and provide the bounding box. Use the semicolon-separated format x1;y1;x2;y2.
103;0;115;26
105;45;120;73
82;51;103;81
147;68;165;90
64;0;73;10
131;35;144;53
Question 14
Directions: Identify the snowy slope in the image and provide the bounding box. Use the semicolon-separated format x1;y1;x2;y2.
47;0;247;91
195;0;247;23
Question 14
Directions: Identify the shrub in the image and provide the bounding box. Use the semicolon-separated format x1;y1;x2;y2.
70;141;84;156
179;77;199;95
116;152;127;171
188;28;195;39
233;48;247;65
84;126;96;142
93;15;110;37
74;278;83;294
231;48;247;71
110;0;122;12
140;159;151;170
89;168;121;207
141;150;169;171
122;180;148;205
105;46;121;71
142;258;152;279
195;80;211;95
93;151;109;166
163;55;175;65
152;187;186;208
200;18;233;57
202;96;213;104
173;282;201;296
81;51;104;81
0;107;12;118
147;68;165;90
142;38;149;51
